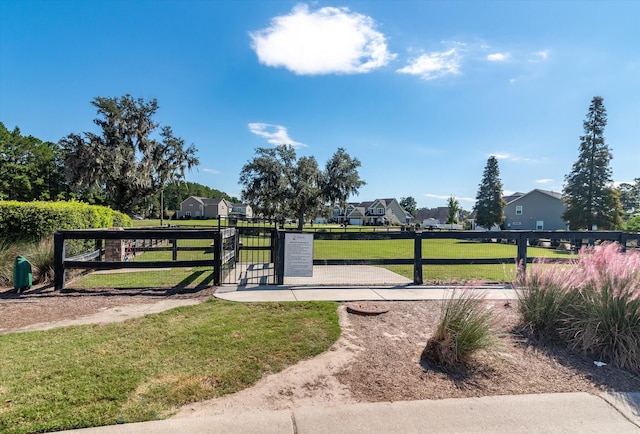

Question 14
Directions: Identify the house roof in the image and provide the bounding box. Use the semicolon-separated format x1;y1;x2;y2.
503;192;526;204
507;189;563;205
190;196;227;206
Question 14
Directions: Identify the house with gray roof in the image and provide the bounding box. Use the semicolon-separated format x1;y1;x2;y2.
503;189;567;231
332;198;412;225
175;196;230;219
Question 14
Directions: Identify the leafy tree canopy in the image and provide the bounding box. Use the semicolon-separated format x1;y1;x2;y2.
399;196;417;217
617;178;640;217
474;156;505;229
59;95;199;215
0;122;69;201
562;96;622;229
239;145;364;229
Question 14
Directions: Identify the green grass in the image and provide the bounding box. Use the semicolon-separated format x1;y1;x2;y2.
72;238;573;288
70;267;215;289
384;264;518;283
0;299;340;434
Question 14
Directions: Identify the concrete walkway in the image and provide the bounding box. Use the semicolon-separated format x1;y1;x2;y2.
62;392;640;433
43;284;640;433
214;284;518;302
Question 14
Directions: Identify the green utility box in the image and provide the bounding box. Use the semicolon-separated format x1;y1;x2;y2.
13;255;32;292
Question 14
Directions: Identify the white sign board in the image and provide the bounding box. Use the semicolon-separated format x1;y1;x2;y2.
284;232;314;277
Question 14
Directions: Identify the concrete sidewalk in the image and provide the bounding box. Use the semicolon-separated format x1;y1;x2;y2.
62;392;640;433
213;284;519;302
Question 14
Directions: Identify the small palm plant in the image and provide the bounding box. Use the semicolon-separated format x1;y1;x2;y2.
421;286;498;369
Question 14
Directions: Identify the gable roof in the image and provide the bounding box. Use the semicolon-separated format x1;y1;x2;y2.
507;189;563;205
189;196;227;206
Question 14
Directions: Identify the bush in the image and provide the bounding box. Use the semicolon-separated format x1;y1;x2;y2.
626;215;640;233
517;242;640;374
25;238;55;284
516;262;581;340
0;200;131;243
421;286;498;368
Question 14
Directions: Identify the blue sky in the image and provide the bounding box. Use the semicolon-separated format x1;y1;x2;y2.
1;0;638;210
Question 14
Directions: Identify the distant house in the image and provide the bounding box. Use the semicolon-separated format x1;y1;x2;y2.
175;196;230;219
503;189;567;231
417;207;464;226
332;198;412;226
229;202;253;219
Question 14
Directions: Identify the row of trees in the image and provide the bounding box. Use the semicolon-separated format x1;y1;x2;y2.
0;123;68;202
239;145;365;229
473;96;633;231
0;96;222;218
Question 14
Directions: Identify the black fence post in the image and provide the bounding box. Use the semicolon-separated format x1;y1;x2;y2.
516;232;528;279
276;230;285;285
171;239;178;261
213;231;222;285
54;231;65;291
413;231;423;285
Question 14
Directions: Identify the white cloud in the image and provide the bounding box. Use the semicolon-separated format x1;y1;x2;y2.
397;48;461;80
248;123;306;148
491;153;536;163
535;178;553;184
250;4;395;75
424;193;475;203
529;49;550;62
487;52;510;61
203;168;220;174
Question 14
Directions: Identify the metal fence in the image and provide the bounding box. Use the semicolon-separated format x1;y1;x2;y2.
53;228;236;291
53;228;639;290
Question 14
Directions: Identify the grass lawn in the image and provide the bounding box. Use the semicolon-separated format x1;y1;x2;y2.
0;299;340;434
71;238;575;288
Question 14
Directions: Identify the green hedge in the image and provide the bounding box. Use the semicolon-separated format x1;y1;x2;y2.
0;201;132;242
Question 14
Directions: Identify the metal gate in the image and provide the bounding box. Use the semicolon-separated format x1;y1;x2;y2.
221;223;279;286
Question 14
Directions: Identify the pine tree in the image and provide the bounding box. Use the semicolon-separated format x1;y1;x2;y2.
446;195;460;224
474;156;505;229
562;96;622;230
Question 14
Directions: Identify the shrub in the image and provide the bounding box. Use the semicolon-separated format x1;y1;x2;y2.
25;238;55;284
562;243;640;373
516;261;581;340
0;200;131;243
421;285;498;368
0;239;23;286
517;242;640;374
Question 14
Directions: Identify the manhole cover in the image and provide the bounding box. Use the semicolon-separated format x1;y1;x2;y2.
346;303;390;316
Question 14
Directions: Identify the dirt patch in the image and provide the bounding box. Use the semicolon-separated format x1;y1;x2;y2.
1;288;639;418
0;284;216;334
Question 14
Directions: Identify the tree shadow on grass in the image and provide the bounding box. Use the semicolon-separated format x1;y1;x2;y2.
0;270;216;299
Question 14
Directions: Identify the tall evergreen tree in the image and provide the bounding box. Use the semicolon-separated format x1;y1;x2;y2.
474;156;505;229
562;96;622;230
446;195;460;224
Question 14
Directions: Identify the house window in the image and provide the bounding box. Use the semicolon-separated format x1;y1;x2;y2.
186;211;191;217
377;208;384;215
536;220;544;230
515;205;523;215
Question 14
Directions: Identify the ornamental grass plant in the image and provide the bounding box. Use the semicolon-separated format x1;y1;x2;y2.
421;285;498;369
518;242;640;374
